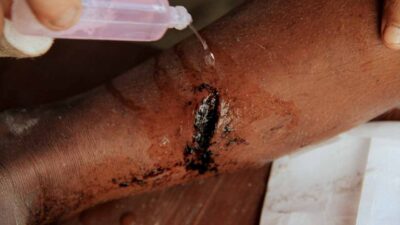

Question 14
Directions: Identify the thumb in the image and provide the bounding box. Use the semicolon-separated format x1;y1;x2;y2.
27;0;82;31
0;0;12;18
382;0;400;49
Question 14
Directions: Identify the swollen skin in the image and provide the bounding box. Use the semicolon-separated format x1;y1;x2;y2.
1;0;400;224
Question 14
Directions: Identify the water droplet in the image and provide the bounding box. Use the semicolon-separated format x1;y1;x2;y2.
189;24;216;67
205;51;215;67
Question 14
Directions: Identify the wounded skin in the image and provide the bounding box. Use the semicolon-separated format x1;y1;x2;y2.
184;84;220;174
1;0;400;224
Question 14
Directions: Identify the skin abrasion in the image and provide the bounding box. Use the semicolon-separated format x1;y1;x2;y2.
184;84;220;174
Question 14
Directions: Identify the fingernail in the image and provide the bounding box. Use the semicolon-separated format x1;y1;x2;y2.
48;6;80;30
384;25;400;45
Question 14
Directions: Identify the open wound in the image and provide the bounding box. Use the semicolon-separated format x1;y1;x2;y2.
184;84;220;174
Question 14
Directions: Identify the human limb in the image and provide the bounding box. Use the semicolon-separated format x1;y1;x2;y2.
1;0;400;224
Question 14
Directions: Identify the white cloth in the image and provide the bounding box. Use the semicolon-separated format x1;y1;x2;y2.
260;122;400;225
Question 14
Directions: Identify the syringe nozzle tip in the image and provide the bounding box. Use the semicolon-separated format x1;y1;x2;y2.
169;6;192;30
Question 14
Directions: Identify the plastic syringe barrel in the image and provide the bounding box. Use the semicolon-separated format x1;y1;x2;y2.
11;0;192;41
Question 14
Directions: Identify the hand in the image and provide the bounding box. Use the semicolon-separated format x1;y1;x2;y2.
0;0;81;31
382;0;400;49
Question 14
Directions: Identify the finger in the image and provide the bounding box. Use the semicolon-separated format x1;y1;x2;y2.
0;3;4;36
382;0;400;49
27;0;82;31
0;0;12;18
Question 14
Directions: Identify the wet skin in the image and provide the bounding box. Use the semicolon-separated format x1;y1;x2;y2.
1;0;400;224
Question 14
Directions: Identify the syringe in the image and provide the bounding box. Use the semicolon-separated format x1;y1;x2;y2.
11;0;193;42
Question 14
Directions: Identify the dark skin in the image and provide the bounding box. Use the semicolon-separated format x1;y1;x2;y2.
1;0;400;225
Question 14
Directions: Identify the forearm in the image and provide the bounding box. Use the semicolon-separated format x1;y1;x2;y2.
1;0;400;224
